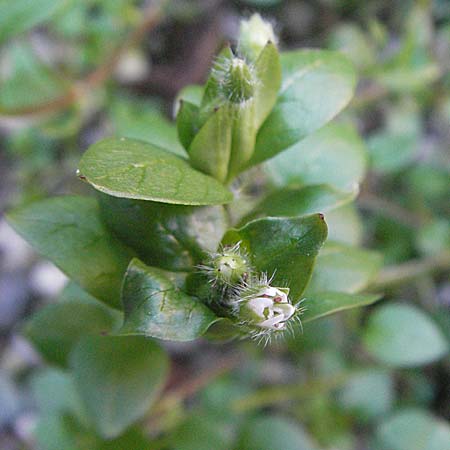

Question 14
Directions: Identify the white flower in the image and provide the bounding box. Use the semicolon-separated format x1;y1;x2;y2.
243;285;295;331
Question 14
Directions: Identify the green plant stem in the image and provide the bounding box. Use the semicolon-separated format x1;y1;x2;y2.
369;251;450;291
231;373;349;413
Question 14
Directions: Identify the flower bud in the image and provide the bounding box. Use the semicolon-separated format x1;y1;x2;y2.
179;21;281;185
203;243;251;286
223;58;255;103
239;14;277;61
240;285;295;331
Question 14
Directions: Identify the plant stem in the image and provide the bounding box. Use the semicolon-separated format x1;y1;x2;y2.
231;373;349;413
358;191;427;228
145;354;240;434
351;82;388;109
369;251;450;291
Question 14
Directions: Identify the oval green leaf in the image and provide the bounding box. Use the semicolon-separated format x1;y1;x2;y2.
177;100;200;150
240;184;357;225
78;138;233;205
26;300;120;368
265;123;367;191
249;50;357;166
120;259;219;341
109;96;186;157
222;214;328;301
375;408;450;450
363;303;448;367
337;369;394;420
305;241;382;295
6;196;133;308
70;335;168;438
0;0;69;43
302;291;382;323
237;415;319;450
98;194;227;272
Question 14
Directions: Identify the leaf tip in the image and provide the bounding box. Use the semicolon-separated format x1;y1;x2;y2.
76;168;87;181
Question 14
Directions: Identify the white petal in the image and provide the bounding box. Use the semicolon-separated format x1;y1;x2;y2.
259;314;285;329
264;286;279;297
274;303;296;320
247;297;273;317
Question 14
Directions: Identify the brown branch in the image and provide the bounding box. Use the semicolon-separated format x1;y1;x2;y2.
351;81;388;109
0;1;165;117
358;191;427;228
369;251;450;291
144;353;241;435
153;354;240;414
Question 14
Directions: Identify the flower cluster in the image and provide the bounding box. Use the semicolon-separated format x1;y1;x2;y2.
201;243;302;344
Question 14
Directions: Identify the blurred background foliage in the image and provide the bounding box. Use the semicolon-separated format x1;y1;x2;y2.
0;0;449;449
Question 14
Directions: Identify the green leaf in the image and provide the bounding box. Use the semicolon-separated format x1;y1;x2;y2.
78;137;233;205
34;414;96;450
70;335;168;438
175;84;203;108
25;285;121;366
187;107;232;183
109;96;186;157
337;369;394;420
0;43;67;112
252;42;282;129
222;214;328;301
367;99;421;174
0;0;69;43
237;415;319;450
375;409;450;450
95;429;152;450
98;194;227;272
226;101;258;183
6;196;133;308
225;43;281;182
34;414;152;450
249;50;357;166
187;43;281;183
58;281;108;305
324;204;363;246
170;413;235;450
265;123;367;191
120;259;219;341
200;46;235;115
30;369;84;419
240;184;356;225
302;292;381;323
370;5;440;95
363;303;448;367
177;100;201;150
305;241;382;295
368;133;418;174
328;24;376;69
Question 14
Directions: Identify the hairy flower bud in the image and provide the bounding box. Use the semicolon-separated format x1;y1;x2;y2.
202;242;251;286
239;14;277;61
240;285;295;330
229;275;301;344
223;58;255;103
179;17;281;185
